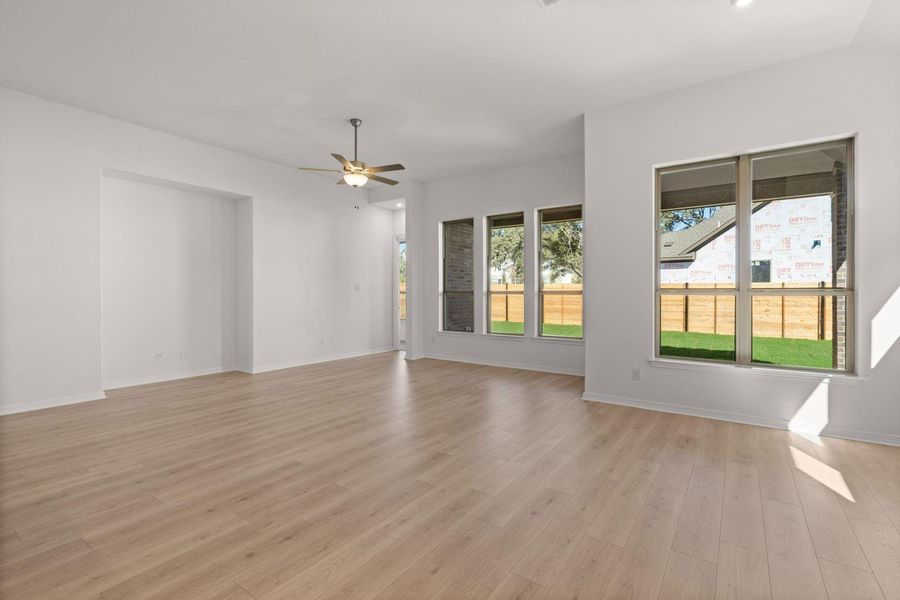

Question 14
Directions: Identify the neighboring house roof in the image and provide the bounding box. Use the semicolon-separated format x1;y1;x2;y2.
660;205;736;261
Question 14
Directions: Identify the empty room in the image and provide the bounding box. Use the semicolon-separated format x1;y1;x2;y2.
2;1;899;599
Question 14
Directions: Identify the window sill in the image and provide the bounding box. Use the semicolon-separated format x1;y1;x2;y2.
648;357;863;383
435;331;584;346
435;330;476;338
479;333;583;345
530;336;584;346
481;333;527;341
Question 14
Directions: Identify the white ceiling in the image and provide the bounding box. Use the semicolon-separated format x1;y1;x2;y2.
0;0;892;183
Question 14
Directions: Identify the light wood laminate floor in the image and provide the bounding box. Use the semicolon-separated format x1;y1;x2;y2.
1;352;899;600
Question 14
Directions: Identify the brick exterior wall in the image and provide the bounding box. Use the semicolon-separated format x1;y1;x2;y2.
443;219;474;332
831;161;848;370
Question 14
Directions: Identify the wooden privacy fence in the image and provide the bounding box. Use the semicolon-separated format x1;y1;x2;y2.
489;283;583;325
660;283;833;340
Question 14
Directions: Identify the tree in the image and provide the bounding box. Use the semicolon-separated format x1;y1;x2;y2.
659;207;718;232
490;227;524;283
541;221;582;283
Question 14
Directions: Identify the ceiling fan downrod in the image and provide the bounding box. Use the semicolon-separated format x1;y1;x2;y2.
350;118;361;162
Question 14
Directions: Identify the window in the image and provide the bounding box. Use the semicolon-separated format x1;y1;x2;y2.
656;139;853;372
487;213;525;335
751;260;771;283
442;219;474;332
539;206;583;338
399;240;407;321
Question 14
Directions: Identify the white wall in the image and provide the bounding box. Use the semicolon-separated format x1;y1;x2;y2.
418;156;585;375
101;176;249;388
584;46;900;444
234;196;254;372
0;87;394;414
393;209;406;237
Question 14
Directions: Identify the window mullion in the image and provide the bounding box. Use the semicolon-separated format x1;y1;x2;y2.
736;155;753;364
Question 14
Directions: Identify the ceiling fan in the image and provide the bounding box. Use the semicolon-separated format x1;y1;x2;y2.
297;118;405;187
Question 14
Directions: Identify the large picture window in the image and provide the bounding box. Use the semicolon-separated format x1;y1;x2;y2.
656;139;853;372
442;218;474;332
539;206;583;338
487;213;525;335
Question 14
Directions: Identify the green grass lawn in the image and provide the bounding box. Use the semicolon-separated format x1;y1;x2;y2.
490;321;583;338
542;323;583;338
660;331;833;369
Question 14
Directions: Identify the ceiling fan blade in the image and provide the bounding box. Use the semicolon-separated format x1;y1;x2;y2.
365;163;405;174
336;177;346;185
368;174;399;186
297;166;343;173
331;153;352;169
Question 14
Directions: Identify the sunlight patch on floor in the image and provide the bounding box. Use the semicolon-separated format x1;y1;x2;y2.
790;445;855;502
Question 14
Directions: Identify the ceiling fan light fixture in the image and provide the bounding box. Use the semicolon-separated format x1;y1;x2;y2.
343;172;368;187
297;119;404;187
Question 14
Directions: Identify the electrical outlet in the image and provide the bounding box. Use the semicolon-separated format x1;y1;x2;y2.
632;368;641;381
353;283;360;292
181;350;189;359
155;351;164;361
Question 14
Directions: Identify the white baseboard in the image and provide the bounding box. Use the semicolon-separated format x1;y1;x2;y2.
582;391;900;447
423;353;584;376
0;391;108;416
251;347;396;374
103;366;234;390
2;350;397;416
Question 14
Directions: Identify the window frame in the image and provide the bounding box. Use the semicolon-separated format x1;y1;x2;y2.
441;218;475;333
654;139;855;374
486;213;525;336
538;204;584;340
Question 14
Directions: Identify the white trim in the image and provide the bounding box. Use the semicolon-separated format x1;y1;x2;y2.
251;347;395;374
404;352;425;360
423;352;584;376
1;350;393;415
0;391;108;416
435;330;476;338
582;391;899;447
530;335;585;346
480;333;527;341
474;333;584;346
104;367;235;390
648;357;863;383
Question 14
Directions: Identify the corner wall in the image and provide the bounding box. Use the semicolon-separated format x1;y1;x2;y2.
100;175;251;388
417;156;586;375
0;87;394;414
583;46;900;444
